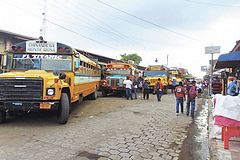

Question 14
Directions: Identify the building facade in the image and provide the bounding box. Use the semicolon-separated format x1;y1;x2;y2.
0;29;36;53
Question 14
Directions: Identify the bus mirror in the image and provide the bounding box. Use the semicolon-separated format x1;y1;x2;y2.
74;52;80;58
2;54;7;67
75;59;80;69
59;72;66;79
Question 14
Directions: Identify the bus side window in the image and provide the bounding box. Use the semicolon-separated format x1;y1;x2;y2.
74;58;80;70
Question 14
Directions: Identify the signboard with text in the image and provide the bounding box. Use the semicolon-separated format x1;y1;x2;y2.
201;66;208;72
26;41;57;53
205;46;220;54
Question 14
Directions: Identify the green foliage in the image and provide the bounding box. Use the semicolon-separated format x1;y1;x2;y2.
120;53;142;65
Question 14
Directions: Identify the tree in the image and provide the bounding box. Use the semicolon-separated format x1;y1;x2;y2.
120;53;142;65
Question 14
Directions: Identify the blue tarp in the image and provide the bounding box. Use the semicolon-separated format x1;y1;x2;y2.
215;52;240;69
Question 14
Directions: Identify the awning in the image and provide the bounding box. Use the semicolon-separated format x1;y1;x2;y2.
215;51;240;69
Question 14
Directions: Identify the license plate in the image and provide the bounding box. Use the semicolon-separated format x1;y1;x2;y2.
12;102;23;106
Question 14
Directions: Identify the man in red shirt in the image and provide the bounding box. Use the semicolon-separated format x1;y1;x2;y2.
175;81;186;116
155;78;163;101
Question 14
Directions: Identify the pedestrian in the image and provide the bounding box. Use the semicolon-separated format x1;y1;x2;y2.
133;77;138;99
142;79;149;100
175;81;186;116
155;78;163;102
171;78;177;93
227;77;238;96
123;76;133;100
186;81;197;118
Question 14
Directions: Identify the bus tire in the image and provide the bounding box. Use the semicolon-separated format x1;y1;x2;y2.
0;111;6;124
57;93;70;124
90;90;98;100
102;90;108;97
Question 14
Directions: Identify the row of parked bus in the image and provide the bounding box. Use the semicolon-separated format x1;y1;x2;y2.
0;39;194;124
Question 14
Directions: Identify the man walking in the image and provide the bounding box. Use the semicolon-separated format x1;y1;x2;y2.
175;81;185;116
123;76;133;100
155;78;163;101
133;78;138;99
187;81;197;118
143;79;149;100
171;78;177;93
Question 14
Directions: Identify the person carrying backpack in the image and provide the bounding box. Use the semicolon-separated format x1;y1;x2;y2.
187;81;197;118
155;78;163;102
175;81;186;116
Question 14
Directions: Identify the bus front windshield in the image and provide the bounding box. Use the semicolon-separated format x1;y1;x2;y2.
144;70;168;77
12;54;72;71
107;69;131;75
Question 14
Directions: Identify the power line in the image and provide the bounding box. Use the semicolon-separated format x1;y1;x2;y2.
97;0;203;42
2;0;117;50
67;0;130;41
71;0;156;46
184;0;240;7
48;1;126;43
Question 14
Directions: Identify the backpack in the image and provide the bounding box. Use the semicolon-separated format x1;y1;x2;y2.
156;82;160;90
230;85;236;94
176;86;182;93
189;86;197;99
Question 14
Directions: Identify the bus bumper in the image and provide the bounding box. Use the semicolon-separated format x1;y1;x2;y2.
0;101;59;112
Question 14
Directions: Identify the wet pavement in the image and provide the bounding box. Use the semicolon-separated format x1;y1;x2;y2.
179;98;210;160
0;93;194;160
192;99;210;160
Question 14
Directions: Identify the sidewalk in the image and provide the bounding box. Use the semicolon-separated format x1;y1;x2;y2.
208;99;240;160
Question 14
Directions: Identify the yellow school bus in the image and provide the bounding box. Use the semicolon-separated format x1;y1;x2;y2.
144;65;169;94
0;39;100;124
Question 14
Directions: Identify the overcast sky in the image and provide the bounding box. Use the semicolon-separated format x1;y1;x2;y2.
1;0;240;77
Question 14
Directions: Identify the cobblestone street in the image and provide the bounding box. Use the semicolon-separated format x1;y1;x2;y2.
0;94;194;160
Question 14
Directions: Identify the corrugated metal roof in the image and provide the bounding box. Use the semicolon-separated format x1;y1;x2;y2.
0;29;36;40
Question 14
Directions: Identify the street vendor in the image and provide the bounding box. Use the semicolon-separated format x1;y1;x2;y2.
227;76;238;96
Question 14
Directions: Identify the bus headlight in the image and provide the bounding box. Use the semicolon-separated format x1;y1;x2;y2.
46;88;55;96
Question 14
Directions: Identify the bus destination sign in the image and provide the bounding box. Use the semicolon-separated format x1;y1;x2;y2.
26;41;57;53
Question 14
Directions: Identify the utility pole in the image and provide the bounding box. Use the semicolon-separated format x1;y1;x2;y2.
167;54;169;67
40;0;47;39
205;45;220;96
210;48;213;96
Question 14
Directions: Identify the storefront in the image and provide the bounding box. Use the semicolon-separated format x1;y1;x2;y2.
215;51;240;95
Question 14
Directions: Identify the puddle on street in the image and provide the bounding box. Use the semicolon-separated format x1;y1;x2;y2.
192;99;210;160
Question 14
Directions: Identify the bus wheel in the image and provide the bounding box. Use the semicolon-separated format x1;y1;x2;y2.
0;111;6;124
57;93;70;124
78;95;83;104
102;90;108;97
90;89;98;100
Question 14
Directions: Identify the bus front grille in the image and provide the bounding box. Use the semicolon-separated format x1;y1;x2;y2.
0;78;43;101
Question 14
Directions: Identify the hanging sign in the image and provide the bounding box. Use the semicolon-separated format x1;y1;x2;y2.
26;41;57;53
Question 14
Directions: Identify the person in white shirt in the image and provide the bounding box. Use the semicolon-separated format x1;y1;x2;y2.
123;76;133;100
